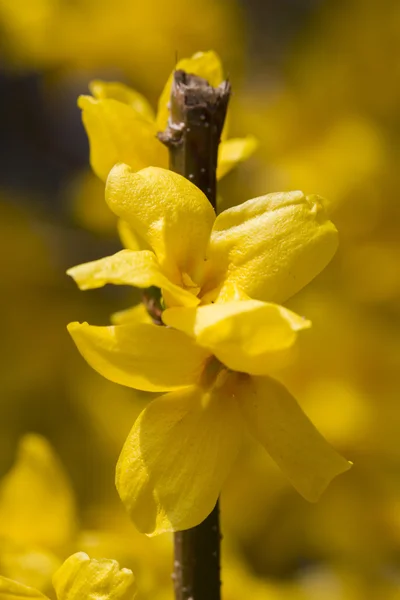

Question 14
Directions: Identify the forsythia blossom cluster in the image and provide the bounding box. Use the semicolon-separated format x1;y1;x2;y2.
68;51;351;536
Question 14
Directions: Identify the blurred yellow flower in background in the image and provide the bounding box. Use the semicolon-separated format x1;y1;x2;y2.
0;432;172;599
0;434;75;593
237;0;400;254
0;552;136;599
0;0;243;88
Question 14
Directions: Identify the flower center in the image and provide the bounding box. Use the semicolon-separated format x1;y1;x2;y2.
199;355;226;391
181;271;201;296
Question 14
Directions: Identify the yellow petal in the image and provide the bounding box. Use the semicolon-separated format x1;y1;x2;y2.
212;280;251;302
0;577;48;599
67;249;199;308
0;541;60;593
89;80;155;122
116;379;243;535
117;219;150;252
53;552;135;600
156;50;224;131
106;165;215;284
163;300;310;376
0;434;76;551
67;322;210;392
78;95;167;182
217;136;258;180
236;375;352;501
205;192;338;304
111;303;152;326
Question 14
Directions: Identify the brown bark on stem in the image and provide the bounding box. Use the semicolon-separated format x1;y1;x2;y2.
158;69;231;600
158;70;230;211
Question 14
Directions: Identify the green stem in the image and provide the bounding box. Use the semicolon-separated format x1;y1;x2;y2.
159;69;231;600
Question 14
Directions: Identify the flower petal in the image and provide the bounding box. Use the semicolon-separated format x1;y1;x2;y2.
116;380;243;534
205;192;338;304
106;165;215;284
78;95;167;181
53;552;135;600
163;300;310;376
89;80;155;122
212;280;251;302
236;375;352;502
217;136;258;179
156;50;223;131
67;322;210;392
117;219;150;252
0;577;48;599
0;434;76;551
111;303;153;326
0;541;60;593
67;249;199;308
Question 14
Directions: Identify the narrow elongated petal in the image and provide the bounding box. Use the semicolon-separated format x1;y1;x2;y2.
67;249;199;308
89;80;155;122
0;577;48;599
163;300;310;375
53;552;135;600
206;192;338;304
217;136;258;179
106;165;215;283
236;375;351;501
78;96;167;181
156;50;223;131
116;381;243;534
67;322;210;392
0;434;76;551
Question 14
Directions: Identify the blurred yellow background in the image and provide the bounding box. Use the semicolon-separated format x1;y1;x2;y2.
0;0;399;598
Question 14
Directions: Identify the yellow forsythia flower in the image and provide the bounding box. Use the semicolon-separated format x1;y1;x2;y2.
0;434;76;591
0;552;135;599
68;166;339;309
78;51;257;183
0;435;76;551
67;166;351;535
